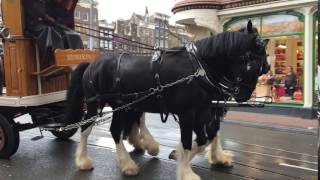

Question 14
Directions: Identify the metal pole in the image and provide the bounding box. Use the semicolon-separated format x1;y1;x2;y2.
317;3;319;163
89;0;94;49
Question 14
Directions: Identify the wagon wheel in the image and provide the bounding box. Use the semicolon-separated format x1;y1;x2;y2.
50;128;78;140
0;114;20;159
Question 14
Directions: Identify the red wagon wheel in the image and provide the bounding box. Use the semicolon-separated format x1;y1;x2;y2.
0;114;20;158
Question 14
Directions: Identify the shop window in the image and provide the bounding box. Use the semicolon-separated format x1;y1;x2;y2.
226;17;260;32
225;12;305;105
261;15;303;35
264;35;304;103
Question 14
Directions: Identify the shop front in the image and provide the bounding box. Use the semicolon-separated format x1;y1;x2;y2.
224;10;317;110
172;0;318;116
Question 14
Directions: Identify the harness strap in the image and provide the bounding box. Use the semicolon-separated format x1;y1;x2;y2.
115;52;128;91
185;43;219;92
152;50;170;123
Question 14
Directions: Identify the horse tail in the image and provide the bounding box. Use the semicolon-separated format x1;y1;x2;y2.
64;62;90;125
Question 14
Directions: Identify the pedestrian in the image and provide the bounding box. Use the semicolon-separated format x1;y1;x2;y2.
284;66;297;99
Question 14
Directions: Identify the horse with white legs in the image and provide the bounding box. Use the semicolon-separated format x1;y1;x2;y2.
168;106;233;167
66;21;269;179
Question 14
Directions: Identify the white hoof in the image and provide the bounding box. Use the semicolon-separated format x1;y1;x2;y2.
121;160;139;176
206;148;234;167
146;139;160;156
76;155;94;170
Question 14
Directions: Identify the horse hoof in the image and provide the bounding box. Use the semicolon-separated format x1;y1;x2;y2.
168;150;177;160
122;160;139;176
208;150;234;167
132;148;146;155
147;140;160;156
77;157;94;171
181;170;201;180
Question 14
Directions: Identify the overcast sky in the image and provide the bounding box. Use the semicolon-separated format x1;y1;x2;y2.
97;0;176;22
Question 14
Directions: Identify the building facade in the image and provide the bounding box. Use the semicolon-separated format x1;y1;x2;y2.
172;0;318;114
74;0;99;49
98;20;115;52
153;13;170;48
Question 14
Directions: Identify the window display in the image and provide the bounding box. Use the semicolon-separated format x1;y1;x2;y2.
267;36;303;103
225;13;304;104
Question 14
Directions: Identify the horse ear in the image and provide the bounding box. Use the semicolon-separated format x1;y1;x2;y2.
247;20;253;33
263;39;270;46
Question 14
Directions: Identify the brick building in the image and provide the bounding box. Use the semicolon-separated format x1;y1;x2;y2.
74;0;99;49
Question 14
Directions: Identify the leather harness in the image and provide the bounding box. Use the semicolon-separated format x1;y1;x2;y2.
86;43;232;122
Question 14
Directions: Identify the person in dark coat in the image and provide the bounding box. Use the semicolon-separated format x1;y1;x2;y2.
24;0;64;64
46;0;83;49
284;66;297;98
23;0;83;65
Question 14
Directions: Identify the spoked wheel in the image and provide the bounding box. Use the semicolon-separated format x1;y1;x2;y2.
0;114;20;159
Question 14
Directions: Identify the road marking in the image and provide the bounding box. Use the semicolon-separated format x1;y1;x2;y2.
279;163;318;172
227;149;318;165
224;138;318;158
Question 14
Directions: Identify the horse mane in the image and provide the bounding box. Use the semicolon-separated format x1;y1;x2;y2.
194;31;255;61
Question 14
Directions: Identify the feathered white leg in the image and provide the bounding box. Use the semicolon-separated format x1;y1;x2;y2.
206;132;233;167
128;121;145;152
176;143;201;180
139;114;159;156
76;125;94;170
116;135;139;176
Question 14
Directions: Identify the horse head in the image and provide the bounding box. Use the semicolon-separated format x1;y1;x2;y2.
195;20;269;102
227;20;270;102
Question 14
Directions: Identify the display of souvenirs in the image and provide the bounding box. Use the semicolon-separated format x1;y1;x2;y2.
275;53;286;61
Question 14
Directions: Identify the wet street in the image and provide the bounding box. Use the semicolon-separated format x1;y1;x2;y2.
0;113;318;180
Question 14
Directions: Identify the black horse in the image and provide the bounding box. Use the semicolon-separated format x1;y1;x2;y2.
167;26;269;166
67;21;269;180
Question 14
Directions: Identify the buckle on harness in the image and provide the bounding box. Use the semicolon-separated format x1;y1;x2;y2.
152;49;161;62
185;42;198;55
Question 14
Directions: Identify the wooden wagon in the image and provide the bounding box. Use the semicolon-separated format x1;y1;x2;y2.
0;0;99;158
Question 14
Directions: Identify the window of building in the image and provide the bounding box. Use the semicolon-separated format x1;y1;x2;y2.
226;17;260;32
75;10;80;19
261;14;303;35
94;14;97;22
225;12;305;105
160;39;164;48
266;35;304;103
83;12;89;21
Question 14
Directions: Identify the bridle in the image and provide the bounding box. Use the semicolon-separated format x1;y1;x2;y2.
185;42;266;99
